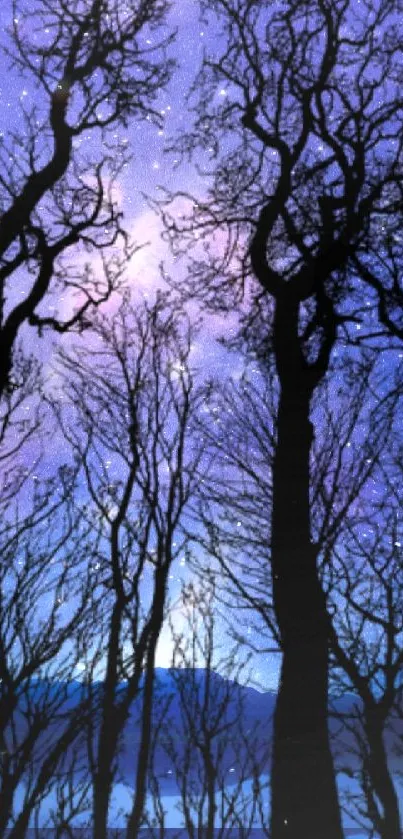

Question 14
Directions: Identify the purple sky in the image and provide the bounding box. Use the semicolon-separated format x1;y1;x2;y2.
0;0;402;691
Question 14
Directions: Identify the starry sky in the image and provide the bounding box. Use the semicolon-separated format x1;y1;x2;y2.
0;0;402;693
0;0;282;690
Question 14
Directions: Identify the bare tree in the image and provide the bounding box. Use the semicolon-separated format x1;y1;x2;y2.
187;348;399;836
189;360;279;656
155;1;403;835
324;437;403;839
53;292;204;839
307;356;403;838
0;0;174;395
145;579;270;839
0;462;100;839
41;757;93;838
0;349;101;837
0;349;45;501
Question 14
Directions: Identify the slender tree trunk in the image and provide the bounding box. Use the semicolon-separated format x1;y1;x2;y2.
269;299;343;839
93;602;123;839
205;753;216;839
364;714;401;839
125;566;169;839
331;631;401;839
125;644;157;839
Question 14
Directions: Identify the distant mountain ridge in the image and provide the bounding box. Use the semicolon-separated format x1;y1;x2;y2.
10;669;402;792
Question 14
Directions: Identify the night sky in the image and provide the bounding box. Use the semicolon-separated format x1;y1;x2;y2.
0;0;402;693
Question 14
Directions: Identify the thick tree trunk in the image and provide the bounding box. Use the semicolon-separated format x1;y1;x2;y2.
0;777;16;837
269;298;343;839
0;334;13;398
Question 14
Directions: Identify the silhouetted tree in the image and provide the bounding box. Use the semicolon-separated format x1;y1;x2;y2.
40;758;93;838
157;1;403;835
0;0;174;395
0;350;44;499
325;429;403;839
0;464;99;838
189;350;399;836
53;292;204;839
0;350;102;836
204;351;402;839
146;579;270;838
190;360;278;656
